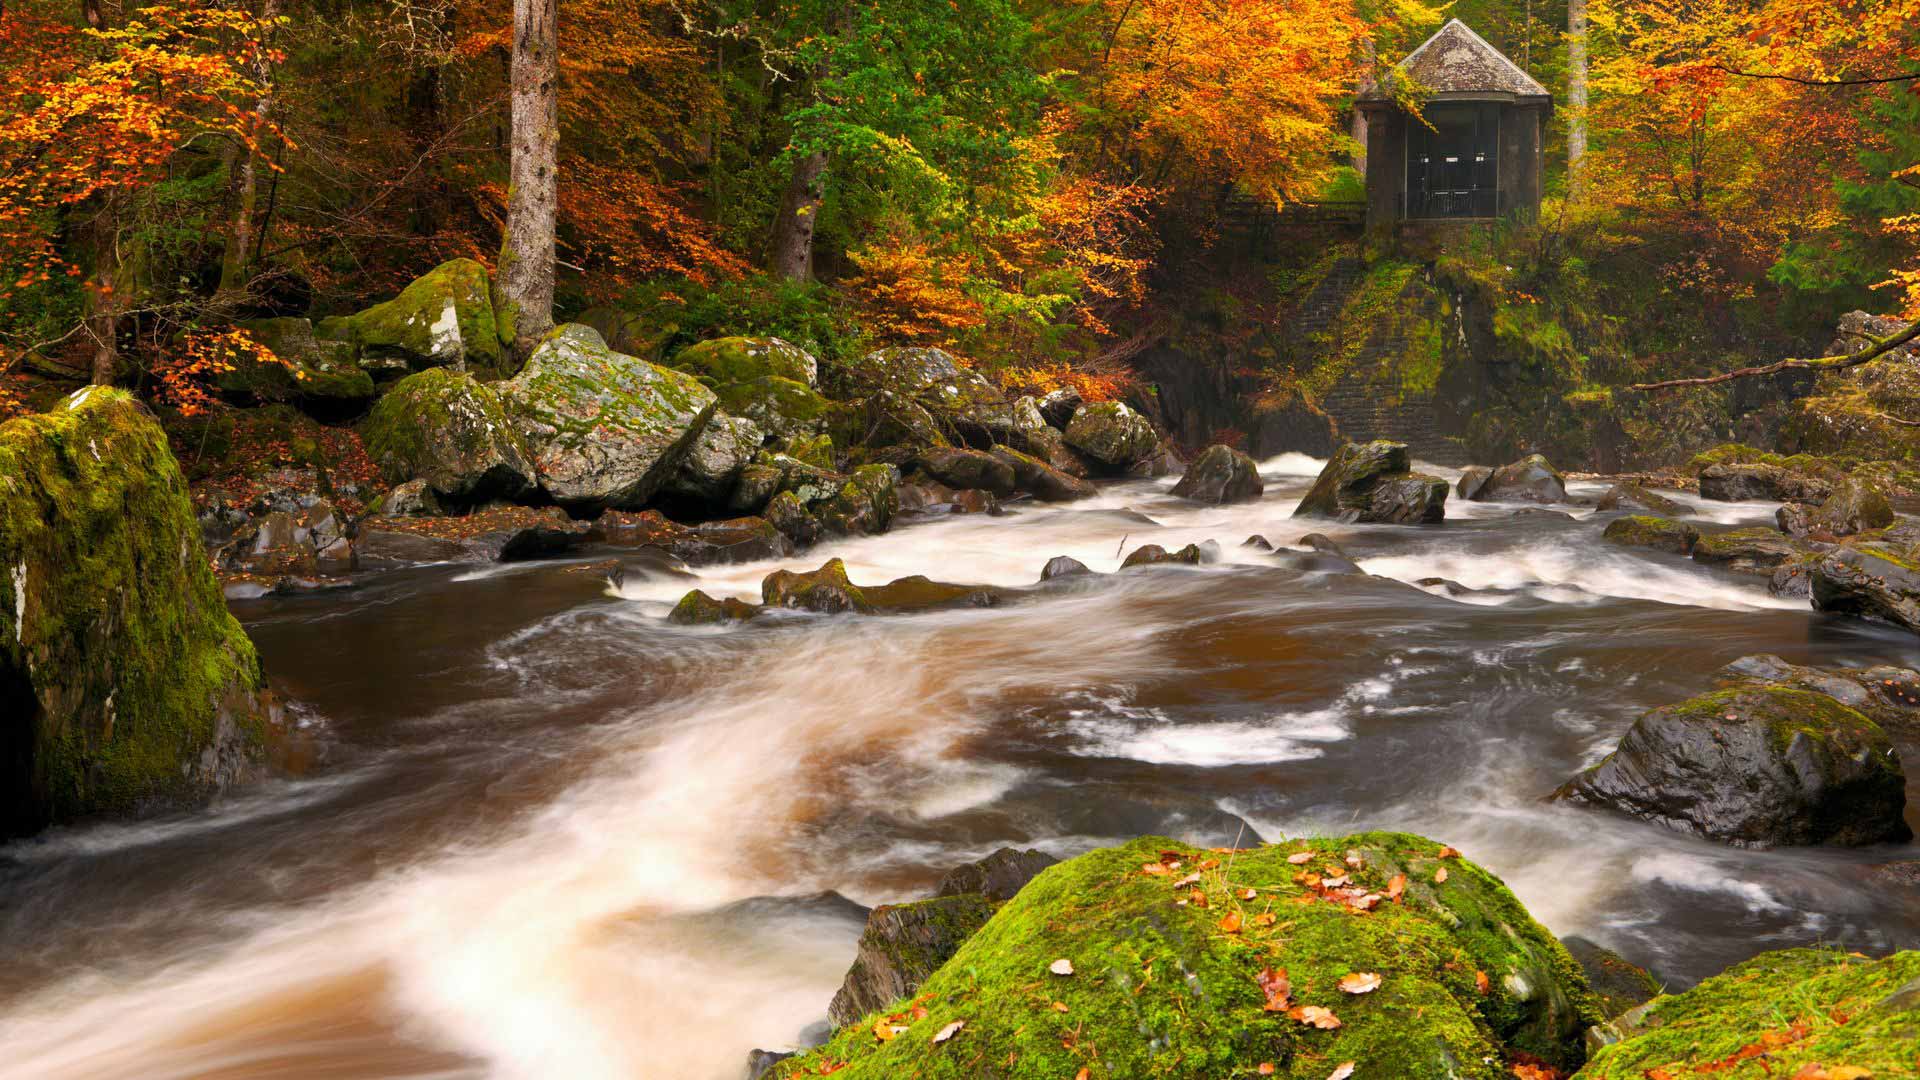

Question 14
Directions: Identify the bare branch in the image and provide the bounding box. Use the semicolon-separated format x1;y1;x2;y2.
1713;64;1920;88
1625;317;1920;394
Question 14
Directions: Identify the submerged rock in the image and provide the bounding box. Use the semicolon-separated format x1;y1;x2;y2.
1063;401;1159;470
1602;515;1700;555
362;368;536;508
0;388;279;837
1119;541;1219;569
498;324;718;513
1039;555;1092;581
667;589;762;626
773;833;1603;1079
1552;686;1908;847
1171;444;1264;504
1293;440;1447;525
1580;948;1920;1077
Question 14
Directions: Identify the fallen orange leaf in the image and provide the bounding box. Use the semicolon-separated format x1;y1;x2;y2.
1437;845;1460;858
1258;1063;1276;1076
1287;851;1314;864
1141;862;1171;876
1220;911;1243;933
1075;1069;1090;1080
1257;967;1291;1012
1289;1004;1342;1029
1475;970;1491;995
1435;867;1449;884
1338;972;1382;994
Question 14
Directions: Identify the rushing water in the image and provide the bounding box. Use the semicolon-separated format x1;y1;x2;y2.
3;455;1919;1079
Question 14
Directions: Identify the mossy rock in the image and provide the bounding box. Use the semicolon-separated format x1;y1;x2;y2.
1594;484;1684;517
332;258;507;374
1690;528;1813;574
1294;441;1447;525
664;414;763;504
714;375;832;440
667;589;762;625
1553;687;1908;847
1602;515;1700;556
816;464;901;538
761;558;1004;615
0;388;277;837
1064;401;1159;469
223;317;375;404
772;833;1602;1079
1580;947;1920;1078
671;335;819;387
361;368;534;506
1811;541;1920;635
497;324;718;512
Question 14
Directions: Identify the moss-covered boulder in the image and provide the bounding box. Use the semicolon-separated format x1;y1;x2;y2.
222;317;375;405
761;558;1006;615
1693;445;1841;503
839;346;1010;438
1580;947;1920;1078
327;258;507;375
1064;401;1159;469
1777;476;1895;539
1173;444;1265;504
837;390;949;452
1293;441;1448;525
0;388;278;837
1717;653;1920;737
362;368;535;506
496;324;718;512
772;833;1603;1080
714;375;832;440
667;589;763;626
1690;527;1814;575
1602;515;1700;555
671;335;819;388
816;464;900;537
1552;686;1908;847
762;490;821;547
1594;483;1684;517
989;445;1097;502
1559;938;1661;1023
828;894;997;1028
1810;539;1920;635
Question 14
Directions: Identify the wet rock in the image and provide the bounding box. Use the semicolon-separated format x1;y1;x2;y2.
1775;476;1895;539
589;510;793;565
936;847;1059;903
745;1049;794;1080
1810;540;1920;634
352;524;471;568
1293;440;1448;525
1690;527;1814;574
1037;386;1082;428
1456;465;1493;501
1063;402;1159;470
498;325;718;513
1271;548;1364;575
1695;448;1838;502
843;390;946;451
1170;444;1263;504
1415;577;1476;596
1717;654;1920;735
378;479;442;517
948;488;1000;515
1552;686;1909;847
761;559;1005;615
1241;535;1274;551
362;368;536;508
1602;515;1700;555
1560;936;1662;1020
826;893;996;1028
323;258;507;374
1039;555;1092;581
839;347;1008;442
1126;439;1186;479
1296;532;1350;558
762;491;821;548
1;388;279;837
1119;541;1218;569
988;445;1097;503
1595;483;1685;517
1767;556;1818;598
1508;507;1576;522
663;414;763;505
668;589;762;626
916;447;1016;497
1467;454;1568;503
815;465;900;538
727;463;785;515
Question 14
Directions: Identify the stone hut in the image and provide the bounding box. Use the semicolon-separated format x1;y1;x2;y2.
1356;20;1551;232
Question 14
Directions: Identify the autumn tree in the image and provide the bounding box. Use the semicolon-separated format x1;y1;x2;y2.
495;0;557;360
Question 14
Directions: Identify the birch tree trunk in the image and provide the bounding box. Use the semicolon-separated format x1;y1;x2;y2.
1567;0;1589;199
496;0;558;362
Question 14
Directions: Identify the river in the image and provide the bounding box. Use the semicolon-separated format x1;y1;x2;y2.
1;454;1916;1079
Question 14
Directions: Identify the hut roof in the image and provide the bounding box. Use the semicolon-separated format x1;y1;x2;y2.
1360;19;1550;102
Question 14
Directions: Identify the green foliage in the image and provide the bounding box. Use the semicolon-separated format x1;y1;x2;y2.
1770;85;1920;310
619;275;870;370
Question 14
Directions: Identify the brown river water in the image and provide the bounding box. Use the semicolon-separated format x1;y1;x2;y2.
1;455;1917;1079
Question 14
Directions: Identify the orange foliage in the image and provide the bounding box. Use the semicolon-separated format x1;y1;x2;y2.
995;362;1135;403
153;328;294;418
844;235;987;344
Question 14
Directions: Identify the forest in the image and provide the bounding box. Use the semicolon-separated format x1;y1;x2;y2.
1;0;1919;1078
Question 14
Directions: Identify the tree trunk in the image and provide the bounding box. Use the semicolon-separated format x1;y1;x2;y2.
87;198;121;387
1567;0;1588;198
495;0;559;362
769;150;827;282
220;0;278;294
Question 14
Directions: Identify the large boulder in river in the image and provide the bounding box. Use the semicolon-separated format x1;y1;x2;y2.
1776;475;1894;539
1810;538;1920;635
815;465;901;538
0;388;279;837
1463;454;1567;504
1552;686;1908;847
1294;440;1448;524
1689;527;1814;575
1063;401;1159;470
988;445;1096;502
1602;515;1700;555
497;324;718;512
362;367;536;507
1171;444;1263;504
1581;947;1920;1077
771;833;1603;1079
1594;483;1684;516
662;413;762;504
916;446;1016;497
318;258;507;375
839;346;1010;442
1692;445;1839;503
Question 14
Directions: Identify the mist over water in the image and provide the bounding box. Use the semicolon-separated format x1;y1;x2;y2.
2;456;1917;1079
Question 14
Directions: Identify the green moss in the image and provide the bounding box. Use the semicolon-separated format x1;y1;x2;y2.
1601;515;1699;554
0;388;271;833
1301;259;1423;399
225;317;374;403
670;336;817;386
338;258;507;372
773;833;1600;1080
1579;948;1920;1079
